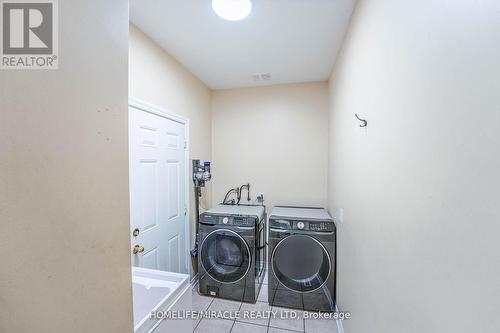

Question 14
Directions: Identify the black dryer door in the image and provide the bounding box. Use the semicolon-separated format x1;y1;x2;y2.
271;234;331;292
200;229;251;283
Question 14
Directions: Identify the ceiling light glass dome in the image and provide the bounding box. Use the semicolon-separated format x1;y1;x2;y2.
212;0;252;21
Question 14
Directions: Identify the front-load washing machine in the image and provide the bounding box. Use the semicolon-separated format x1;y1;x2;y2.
268;206;336;312
198;204;266;303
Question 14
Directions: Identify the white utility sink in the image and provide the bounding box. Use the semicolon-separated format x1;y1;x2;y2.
132;267;192;333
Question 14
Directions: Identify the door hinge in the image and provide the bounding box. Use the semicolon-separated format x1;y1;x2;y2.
184;207;187;216
184;139;187;149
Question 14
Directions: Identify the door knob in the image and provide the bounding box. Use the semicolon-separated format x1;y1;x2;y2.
133;245;144;254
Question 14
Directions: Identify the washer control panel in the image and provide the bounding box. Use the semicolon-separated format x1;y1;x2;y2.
270;219;335;232
200;214;257;227
307;221;333;232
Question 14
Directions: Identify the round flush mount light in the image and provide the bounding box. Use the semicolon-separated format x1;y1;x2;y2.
212;0;252;21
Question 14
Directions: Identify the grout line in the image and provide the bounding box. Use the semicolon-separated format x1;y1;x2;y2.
267;324;304;333
193;317;201;332
228;299;243;333
267;305;272;327
237;320;269;328
229;318;237;333
267;326;304;333
235;320;271;328
268;305;306;333
193;296;215;332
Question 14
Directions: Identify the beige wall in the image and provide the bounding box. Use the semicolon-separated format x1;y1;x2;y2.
129;24;212;250
0;1;132;332
328;1;500;332
211;83;329;210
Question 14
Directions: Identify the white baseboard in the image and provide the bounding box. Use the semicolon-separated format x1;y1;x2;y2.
335;304;345;333
190;273;199;287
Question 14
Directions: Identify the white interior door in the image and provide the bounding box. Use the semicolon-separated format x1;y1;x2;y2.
129;105;188;273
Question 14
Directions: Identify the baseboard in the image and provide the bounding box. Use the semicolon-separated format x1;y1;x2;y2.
335;304;345;333
190;273;199;287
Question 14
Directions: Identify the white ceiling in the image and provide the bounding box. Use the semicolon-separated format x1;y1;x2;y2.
130;0;356;90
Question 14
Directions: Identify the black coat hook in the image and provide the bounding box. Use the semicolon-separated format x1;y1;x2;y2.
355;114;367;127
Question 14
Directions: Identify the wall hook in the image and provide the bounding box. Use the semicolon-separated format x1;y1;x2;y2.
355;114;367;127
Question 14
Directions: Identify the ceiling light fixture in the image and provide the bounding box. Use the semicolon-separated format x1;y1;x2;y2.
212;0;252;21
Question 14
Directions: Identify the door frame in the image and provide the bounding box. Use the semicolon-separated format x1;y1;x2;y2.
128;97;192;275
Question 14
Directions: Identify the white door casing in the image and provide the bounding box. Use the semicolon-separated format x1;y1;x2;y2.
129;99;190;274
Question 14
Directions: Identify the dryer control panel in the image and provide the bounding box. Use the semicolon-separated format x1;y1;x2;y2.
270;219;335;232
200;213;258;227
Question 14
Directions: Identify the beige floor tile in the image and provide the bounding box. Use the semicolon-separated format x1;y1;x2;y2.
208;298;242;313
192;289;214;312
304;312;338;333
257;284;268;302
269;306;305;332
237;301;272;327
304;319;338;333
263;271;268;284
231;321;268;333
193;318;234;333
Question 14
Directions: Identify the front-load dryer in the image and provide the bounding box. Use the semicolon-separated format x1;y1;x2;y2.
268;206;336;312
198;204;266;303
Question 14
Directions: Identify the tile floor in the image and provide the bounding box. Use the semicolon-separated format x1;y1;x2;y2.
191;271;338;333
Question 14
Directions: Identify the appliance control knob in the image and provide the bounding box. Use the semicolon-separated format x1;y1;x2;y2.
297;222;305;230
222;217;229;224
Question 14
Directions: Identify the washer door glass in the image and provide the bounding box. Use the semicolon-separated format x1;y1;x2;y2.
272;234;330;292
200;229;251;283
